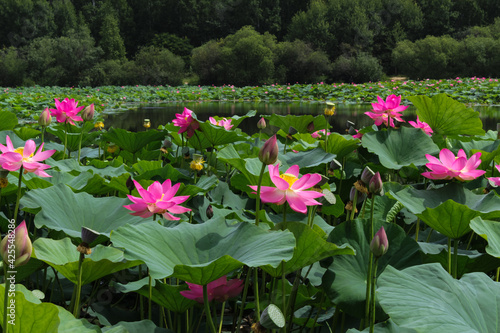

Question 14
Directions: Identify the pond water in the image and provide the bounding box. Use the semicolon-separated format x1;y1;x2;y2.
102;102;500;135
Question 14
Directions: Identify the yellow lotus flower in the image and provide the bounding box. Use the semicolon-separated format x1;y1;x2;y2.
190;155;205;171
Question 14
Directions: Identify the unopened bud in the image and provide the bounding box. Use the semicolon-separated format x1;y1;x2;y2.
259;135;279;165
257;117;266;129
307;122;315;132
39;108;52;126
206;205;214;219
360;166;375;185
370;227;389;257
81;104;95;122
369;172;384;195
0;221;32;267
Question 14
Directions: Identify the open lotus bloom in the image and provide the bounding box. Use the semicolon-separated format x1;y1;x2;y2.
172;107;200;138
365;94;407;128
0;136;55;177
249;164;324;214
488;165;500;186
0;221;32;267
49;98;85;125
180;276;244;304
124;179;191;220
422;148;485;181
408;116;433;136
209;116;233;130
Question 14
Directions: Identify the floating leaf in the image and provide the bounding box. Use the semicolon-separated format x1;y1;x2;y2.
408;94;485;136
390;183;500;238
21;184;146;238
33;237;140;285
111;217;295;284
378;264;500;333
362;127;440;170
470;216;500;258
0;111;18;131
103;128;165;154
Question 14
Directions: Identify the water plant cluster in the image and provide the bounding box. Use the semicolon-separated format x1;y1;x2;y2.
2;77;500;123
0;88;499;333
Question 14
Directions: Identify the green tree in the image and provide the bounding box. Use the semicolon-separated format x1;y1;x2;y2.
99;12;126;60
133;46;185;85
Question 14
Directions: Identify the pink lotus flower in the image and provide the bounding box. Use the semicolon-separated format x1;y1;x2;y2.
352;129;363;139
488;165;500;186
172;107;200;138
311;129;331;138
0;136;55;177
408;116;433;136
49;98;85;125
365;95;407;127
209;117;233;130
422;148;485;181
124;179;191;220
180;276;244;304
249;164;324;214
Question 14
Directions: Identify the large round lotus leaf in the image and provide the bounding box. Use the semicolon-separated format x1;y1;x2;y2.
361;127;440;170
268;114;327;133
322;219;422;318
322;133;359;160
0;111;18;130
378;263;500;333
114;277;197;313
280;148;336;169
408;94;485;137
102;320;172;333
20;183;146;238
261;222;355;277
111;217;296;284
33;237;141;285
390;183;500;239
470;216;500;258
103;128;165;154
0;284;99;332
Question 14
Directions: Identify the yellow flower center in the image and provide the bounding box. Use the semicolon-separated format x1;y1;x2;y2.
280;173;299;188
14;147;34;161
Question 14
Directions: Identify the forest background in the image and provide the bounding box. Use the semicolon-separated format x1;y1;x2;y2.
2;0;500;87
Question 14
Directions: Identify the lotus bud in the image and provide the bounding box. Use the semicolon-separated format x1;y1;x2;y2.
329;159;342;171
206;205;214;219
257;117;266;129
369;172;384;195
360;166;375;185
126;175;135;193
0;221;32;267
259;135;279;165
38;108;52;126
370;227;389;258
81;104;95;122
307;121;315;132
162;138;172;150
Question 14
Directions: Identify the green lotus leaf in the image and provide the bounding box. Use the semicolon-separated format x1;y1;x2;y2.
46;122;100;152
13;127;41;140
323;219;422;318
114;277;197;313
103;128;165;154
280;148;336;169
378;263;500;333
361;127;440;170
46;158;130;178
188;121;247;149
261;222;355;277
0;111;18;131
470;216;500;258
419;242;500;278
268;114;326;133
0;284;100;332
390;183;500;238
33;237;141;285
322;133;360;160
111;217;295;284
20;183;146;238
408;94;485;136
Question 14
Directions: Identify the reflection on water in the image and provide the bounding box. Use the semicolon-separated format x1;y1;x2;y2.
102;102;500;135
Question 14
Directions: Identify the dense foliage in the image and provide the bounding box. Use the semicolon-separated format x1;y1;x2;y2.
1;0;500;86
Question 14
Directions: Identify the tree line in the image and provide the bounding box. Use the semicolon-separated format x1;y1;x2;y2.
1;0;500;87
